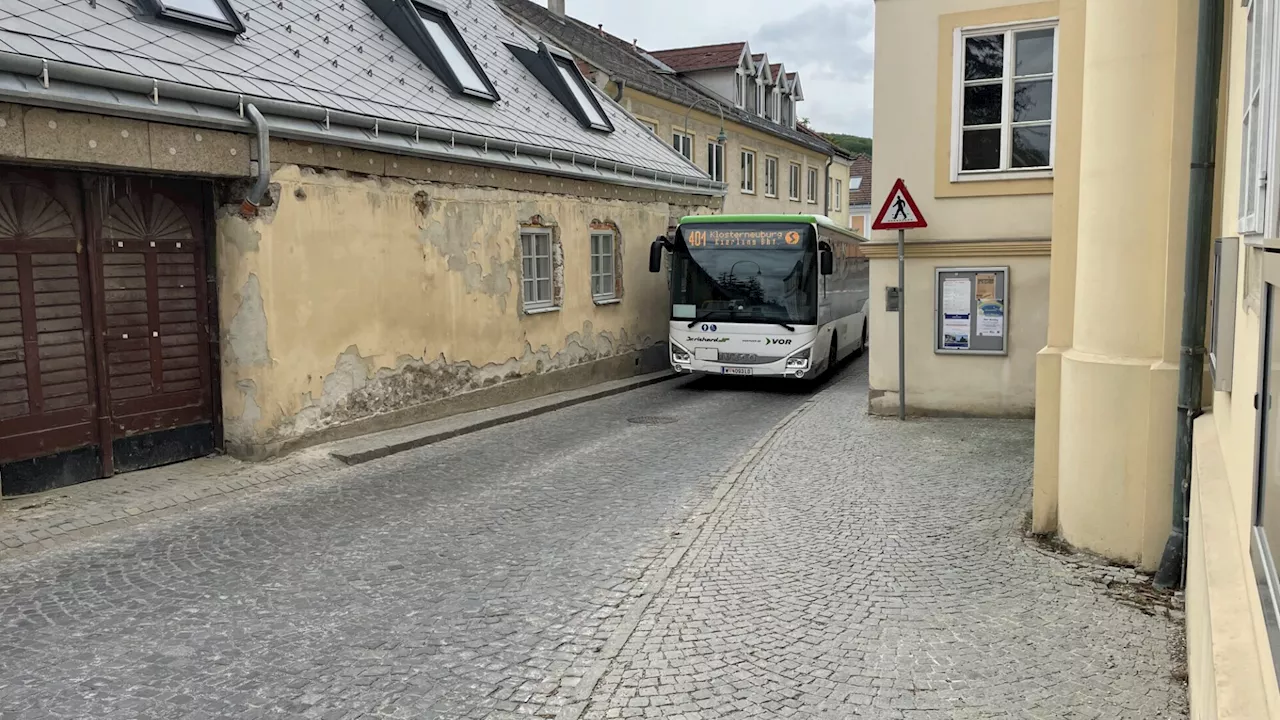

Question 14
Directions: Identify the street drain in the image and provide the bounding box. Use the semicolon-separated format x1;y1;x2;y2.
628;416;678;425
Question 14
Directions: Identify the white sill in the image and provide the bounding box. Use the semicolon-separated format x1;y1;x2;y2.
741;189;755;195
765;194;777;199
953;168;1053;182
593;297;621;306
523;305;560;315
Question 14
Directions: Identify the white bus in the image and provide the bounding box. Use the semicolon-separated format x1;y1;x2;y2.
648;214;870;380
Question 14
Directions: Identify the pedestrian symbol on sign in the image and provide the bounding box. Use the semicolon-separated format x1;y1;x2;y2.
873;179;926;230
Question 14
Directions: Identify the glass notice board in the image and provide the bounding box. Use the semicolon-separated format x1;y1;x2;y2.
934;266;1009;355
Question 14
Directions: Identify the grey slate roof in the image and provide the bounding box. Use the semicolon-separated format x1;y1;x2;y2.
0;0;718;193
495;0;847;159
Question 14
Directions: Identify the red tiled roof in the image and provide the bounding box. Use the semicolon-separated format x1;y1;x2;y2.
648;42;747;72
848;154;873;206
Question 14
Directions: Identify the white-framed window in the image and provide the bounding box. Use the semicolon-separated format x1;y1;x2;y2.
741;150;756;194
756;79;766;117
1240;0;1280;238
638;119;658;135
1250;252;1280;683
764;156;778;197
806;167;818;203
832;179;842;211
952;20;1058;179
851;176;863;191
747;76;759;114
520;230;555;311
706;141;725;183
782;95;794;128
734;69;746;109
672;130;693;162
789;162;802;201
590;231;616;302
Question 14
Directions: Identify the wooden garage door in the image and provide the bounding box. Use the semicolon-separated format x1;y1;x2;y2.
91;177;214;473
0;171;99;466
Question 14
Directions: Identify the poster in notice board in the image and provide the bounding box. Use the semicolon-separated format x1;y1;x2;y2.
935;267;1008;355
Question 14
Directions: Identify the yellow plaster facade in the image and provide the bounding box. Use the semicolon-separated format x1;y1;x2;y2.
878;0;1280;713
217;162;713;459
614;89;850;218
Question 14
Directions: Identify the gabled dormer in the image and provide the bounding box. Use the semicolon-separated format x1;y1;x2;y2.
752;53;770;118
769;63;785;123
734;43;754;110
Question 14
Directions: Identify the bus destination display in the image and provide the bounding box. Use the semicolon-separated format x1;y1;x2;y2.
684;228;804;249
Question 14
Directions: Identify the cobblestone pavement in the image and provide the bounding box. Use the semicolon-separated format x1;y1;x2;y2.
580;361;1187;720
0;373;813;720
0;358;1188;720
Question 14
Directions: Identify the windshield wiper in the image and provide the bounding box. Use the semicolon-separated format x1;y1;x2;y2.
775;322;796;332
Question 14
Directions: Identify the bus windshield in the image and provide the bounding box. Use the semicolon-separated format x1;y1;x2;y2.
671;223;818;326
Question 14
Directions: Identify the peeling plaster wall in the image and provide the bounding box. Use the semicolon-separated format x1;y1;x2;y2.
217;164;705;458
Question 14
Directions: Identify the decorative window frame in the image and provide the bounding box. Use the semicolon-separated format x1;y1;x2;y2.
806;166;819;204
764;155;779;198
741;149;757;194
789;162;802;201
518;216;564;314
589;220;623;304
949;18;1059;183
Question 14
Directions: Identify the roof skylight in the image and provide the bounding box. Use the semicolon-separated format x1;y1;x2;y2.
141;0;244;33
508;41;614;133
554;59;609;130
415;4;496;99
364;0;499;102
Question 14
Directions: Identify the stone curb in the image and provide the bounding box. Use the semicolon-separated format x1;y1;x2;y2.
328;371;679;465
556;397;818;720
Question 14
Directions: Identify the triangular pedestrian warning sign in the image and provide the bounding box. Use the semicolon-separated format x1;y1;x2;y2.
872;178;927;230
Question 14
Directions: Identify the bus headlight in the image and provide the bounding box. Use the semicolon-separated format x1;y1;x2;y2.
671;341;692;364
785;348;811;369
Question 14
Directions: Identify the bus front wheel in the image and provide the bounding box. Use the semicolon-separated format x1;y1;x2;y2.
827;334;839;376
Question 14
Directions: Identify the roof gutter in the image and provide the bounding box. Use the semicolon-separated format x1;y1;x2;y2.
241;103;270;214
0;52;724;197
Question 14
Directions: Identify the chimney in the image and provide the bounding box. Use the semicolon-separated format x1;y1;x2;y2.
548;0;564;16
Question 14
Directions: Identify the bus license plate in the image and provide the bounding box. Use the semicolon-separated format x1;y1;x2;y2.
721;367;752;376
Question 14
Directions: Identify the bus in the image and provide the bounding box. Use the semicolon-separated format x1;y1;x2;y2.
648;214;870;380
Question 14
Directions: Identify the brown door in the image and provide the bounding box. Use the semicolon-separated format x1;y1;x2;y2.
0;170;102;488
89;176;214;474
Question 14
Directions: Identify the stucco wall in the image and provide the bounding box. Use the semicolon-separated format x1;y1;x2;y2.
871;0;1057;246
621;90;836;217
867;251;1049;417
217;164;708;458
1184;0;1280;715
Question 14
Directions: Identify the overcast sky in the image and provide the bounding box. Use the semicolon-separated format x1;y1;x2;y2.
562;0;875;137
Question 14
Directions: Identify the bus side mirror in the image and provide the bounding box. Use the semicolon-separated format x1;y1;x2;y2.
820;248;834;276
649;237;666;273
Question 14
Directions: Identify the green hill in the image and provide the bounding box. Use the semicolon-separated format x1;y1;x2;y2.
822;133;872;157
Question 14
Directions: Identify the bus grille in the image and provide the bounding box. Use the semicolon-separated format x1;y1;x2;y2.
718;353;785;365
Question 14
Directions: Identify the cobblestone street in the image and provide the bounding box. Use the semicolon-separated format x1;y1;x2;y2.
0;358;1187;719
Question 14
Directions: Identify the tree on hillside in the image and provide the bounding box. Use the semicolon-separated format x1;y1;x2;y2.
822;132;873;157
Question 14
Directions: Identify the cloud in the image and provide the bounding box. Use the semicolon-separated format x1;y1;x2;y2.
565;0;875;136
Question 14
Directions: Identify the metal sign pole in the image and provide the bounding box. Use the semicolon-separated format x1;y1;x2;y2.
897;228;906;420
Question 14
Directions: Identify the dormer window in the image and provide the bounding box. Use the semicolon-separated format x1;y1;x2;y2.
734;69;745;108
365;0;498;101
509;41;614;132
414;3;497;100
139;0;244;33
555;57;609;129
755;78;766;118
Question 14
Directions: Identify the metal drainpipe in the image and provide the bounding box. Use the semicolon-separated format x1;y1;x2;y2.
240;103;270;215
1154;0;1226;590
823;157;833;216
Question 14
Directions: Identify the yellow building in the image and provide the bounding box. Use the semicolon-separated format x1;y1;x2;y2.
874;0;1280;715
497;0;855;223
